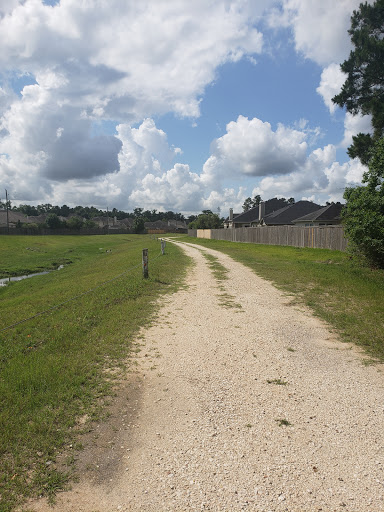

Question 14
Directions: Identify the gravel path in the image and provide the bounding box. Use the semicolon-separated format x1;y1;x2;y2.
28;241;384;512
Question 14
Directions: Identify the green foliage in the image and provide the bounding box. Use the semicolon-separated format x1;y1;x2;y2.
243;196;294;214
83;219;96;229
45;213;63;229
133;216;146;233
332;0;384;163
65;216;84;230
343;137;384;267
188;212;222;229
242;195;261;212
8;203;186;226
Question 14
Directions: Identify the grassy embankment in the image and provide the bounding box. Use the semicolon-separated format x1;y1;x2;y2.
182;236;384;361
0;234;190;512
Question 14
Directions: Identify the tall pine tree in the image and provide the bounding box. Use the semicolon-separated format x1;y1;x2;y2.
332;0;384;165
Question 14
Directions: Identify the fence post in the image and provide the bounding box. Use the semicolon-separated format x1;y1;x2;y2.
161;239;166;255
142;248;149;279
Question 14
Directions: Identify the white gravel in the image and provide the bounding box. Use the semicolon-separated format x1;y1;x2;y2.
28;241;384;512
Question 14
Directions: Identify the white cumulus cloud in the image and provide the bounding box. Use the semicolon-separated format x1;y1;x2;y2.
203;115;308;181
317;63;346;114
341;112;373;148
269;0;363;66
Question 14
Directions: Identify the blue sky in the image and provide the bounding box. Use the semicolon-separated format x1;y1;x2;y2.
0;0;372;215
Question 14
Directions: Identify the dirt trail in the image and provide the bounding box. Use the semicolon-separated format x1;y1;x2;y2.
28;241;384;512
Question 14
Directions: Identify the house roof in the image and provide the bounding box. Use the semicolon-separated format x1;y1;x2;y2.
262;201;322;225
144;220;169;229
224;212;241;222
119;217;134;226
0;210;34;225
231;206;259;224
292;202;344;223
230;199;290;224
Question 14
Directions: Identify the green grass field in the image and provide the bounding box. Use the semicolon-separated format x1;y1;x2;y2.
182;236;384;362
0;234;190;511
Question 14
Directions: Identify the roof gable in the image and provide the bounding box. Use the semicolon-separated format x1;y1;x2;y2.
263;201;322;225
232;206;259;223
292;203;344;223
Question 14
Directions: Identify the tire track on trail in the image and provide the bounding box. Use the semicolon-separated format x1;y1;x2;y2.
27;241;384;512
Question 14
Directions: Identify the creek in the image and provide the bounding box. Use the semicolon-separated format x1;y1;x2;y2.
0;265;64;287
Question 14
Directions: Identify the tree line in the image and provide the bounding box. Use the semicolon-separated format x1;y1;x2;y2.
0;201;194;229
332;0;384;268
0;202;188;222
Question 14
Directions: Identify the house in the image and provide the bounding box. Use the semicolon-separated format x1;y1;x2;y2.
119;217;135;229
223;209;242;228
92;215;124;229
291;202;344;226
0;210;37;228
145;219;188;232
169;220;188;231
224;198;306;228
256;201;322;226
144;220;170;231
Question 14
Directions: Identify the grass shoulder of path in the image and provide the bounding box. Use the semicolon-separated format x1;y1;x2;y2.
0;234;190;512
182;236;384;362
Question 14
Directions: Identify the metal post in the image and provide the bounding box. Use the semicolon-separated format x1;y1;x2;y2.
142;248;149;278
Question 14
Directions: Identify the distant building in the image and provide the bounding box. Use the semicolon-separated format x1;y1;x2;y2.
291;203;344;226
224;199;323;228
256;201;322;226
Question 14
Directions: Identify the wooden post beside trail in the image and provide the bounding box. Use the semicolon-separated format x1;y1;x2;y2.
161;239;166;255
142;248;149;278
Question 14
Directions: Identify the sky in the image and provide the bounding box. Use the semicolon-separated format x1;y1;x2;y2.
0;0;374;216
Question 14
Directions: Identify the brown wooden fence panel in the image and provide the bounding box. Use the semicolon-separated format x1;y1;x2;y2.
189;226;348;251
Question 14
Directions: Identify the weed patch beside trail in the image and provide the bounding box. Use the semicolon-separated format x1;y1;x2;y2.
0;234;190;511
184;237;384;361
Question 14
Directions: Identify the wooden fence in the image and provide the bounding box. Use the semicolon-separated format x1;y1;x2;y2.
188;225;348;252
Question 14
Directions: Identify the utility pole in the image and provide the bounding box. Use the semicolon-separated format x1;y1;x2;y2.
5;189;9;234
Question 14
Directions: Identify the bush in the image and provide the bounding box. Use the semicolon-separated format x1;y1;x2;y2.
343;137;384;267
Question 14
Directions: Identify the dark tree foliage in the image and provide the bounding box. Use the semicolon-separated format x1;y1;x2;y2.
7;202;185;223
188;212;223;229
332;0;384;164
242;195;262;212
133;217;146;234
45;213;63;229
66;216;84;230
16;204;39;216
342;137;384;267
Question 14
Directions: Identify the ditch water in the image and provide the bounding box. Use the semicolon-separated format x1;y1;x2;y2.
0;265;64;287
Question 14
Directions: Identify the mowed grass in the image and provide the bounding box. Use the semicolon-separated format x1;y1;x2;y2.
0;235;190;511
183;236;384;361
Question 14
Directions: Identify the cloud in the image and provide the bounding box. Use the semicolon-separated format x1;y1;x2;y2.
316;63;346;113
0;1;372;214
0;83;122;182
116;119;182;184
269;0;363;66
202;115;308;181
0;0;269;207
341;112;373;148
0;0;265;121
43;132;122;181
252;145;366;203
129;164;205;212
